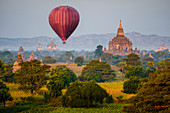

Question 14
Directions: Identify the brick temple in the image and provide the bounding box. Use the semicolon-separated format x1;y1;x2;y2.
104;20;140;55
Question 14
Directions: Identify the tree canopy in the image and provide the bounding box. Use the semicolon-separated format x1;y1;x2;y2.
94;45;103;58
62;80;112;108
47;65;77;97
81;60;116;82
123;53;141;66
74;56;84;66
0;81;13;106
15;59;51;94
123;64;170;113
42;56;57;64
125;65;146;78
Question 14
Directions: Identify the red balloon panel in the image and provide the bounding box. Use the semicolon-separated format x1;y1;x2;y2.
49;6;80;42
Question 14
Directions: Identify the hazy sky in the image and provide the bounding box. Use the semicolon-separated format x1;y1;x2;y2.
0;0;170;38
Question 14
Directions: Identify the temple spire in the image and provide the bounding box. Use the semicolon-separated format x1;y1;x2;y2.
18;49;21;55
119;20;122;28
162;42;165;48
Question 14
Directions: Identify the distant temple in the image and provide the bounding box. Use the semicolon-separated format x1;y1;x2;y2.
27;51;37;61
148;53;154;59
47;38;58;50
19;45;24;53
13;50;23;73
104;20;140;55
36;43;43;51
155;42;169;52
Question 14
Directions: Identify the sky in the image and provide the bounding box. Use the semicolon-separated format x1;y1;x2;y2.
0;0;170;38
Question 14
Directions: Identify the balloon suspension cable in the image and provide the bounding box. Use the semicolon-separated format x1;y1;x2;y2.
63;42;66;45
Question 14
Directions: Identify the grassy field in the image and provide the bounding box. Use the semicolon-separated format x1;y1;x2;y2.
98;81;135;100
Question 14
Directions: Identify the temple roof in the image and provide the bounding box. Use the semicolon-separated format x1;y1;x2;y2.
19;45;24;53
16;50;23;63
117;20;124;36
47;38;57;48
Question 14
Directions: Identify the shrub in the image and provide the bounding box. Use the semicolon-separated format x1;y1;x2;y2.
122;76;140;94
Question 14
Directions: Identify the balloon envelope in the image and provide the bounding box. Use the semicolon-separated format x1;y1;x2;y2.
49;6;80;43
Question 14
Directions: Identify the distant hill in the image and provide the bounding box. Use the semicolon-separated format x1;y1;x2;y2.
0;32;169;51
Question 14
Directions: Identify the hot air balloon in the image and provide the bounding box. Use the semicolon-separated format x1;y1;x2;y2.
49;6;80;45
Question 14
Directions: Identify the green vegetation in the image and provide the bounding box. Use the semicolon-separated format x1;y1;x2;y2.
42;56;57;64
15;59;51;94
62;80;112;108
94;45;103;58
123;53;141;66
74;56;84;66
0;81;13;106
122;76;140;94
47;65;77;97
125;65;145;78
81;60;116;82
123;64;170;113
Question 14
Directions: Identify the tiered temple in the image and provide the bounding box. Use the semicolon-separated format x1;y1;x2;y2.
13;50;23;73
104;20;140;55
155;42;169;52
47;38;58;50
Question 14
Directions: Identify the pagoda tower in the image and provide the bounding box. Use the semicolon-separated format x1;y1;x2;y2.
13;50;23;73
104;20;140;55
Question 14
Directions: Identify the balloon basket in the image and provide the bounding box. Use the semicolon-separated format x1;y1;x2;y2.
63;42;66;45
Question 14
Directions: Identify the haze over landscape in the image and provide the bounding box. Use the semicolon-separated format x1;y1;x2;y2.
0;0;170;45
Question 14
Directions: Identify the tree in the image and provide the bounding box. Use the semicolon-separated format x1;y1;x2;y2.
59;51;74;63
74;56;84;66
122;76;140;94
157;61;165;70
101;53;113;63
119;62;127;81
42;56;56;64
0;59;14;82
62;80;111;108
125;65;145;78
15;59;51;94
142;57;154;67
47;65;77;97
147;62;154;70
0;81;12;106
123;53;141;66
94;45;103;58
123;65;170;113
81;60;116;82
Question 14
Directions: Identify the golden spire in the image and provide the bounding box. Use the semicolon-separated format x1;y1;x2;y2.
18;49;21;55
119;20;122;28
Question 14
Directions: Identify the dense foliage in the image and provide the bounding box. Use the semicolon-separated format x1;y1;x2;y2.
15;59;51;94
123;53;141;66
94;45;103;58
0;81;12;106
62;80;113;108
74;56;84;66
0;59;14;82
123;64;170;113
125;65;146;78
122;76;140;94
47;65;77;97
42;56;56;64
81;60;116;82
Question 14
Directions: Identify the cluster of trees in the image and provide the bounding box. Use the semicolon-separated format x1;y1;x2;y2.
80;60;116;82
62;80;113;107
42;56;57;64
123;64;170;112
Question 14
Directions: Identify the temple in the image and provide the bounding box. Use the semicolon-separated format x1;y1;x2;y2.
13;50;23;73
47;38;58;50
19;45;24;53
36;42;43;51
104;20;140;55
155;42;169;52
